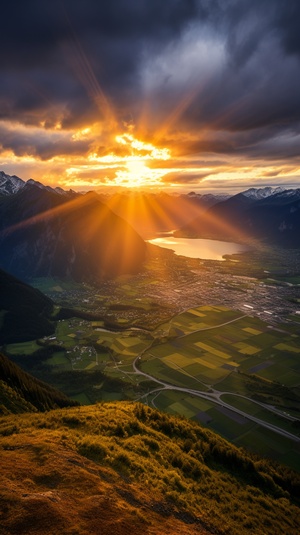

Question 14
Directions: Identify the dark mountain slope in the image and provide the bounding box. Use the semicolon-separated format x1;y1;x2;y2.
0;185;146;281
0;268;55;344
1;402;300;535
177;189;300;247
243;191;300;247
0;352;78;414
175;192;254;241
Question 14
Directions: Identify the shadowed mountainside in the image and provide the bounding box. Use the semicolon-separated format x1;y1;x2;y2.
0;268;55;344
177;189;300;247
0;185;146;282
0;352;78;414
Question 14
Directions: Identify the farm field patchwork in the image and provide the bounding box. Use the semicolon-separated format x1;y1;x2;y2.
5;304;300;470
140;306;300;391
138;306;300;468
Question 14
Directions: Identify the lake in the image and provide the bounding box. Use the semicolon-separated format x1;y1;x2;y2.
147;236;249;261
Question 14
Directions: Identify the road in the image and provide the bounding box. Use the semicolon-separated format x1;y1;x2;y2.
132;337;300;443
176;313;248;339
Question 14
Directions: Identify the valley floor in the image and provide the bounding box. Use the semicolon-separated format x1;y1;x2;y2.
5;243;300;470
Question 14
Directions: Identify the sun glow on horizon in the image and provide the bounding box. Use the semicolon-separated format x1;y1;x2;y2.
3;119;299;192
83;131;172;188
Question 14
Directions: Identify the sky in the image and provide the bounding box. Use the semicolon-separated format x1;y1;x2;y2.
1;0;300;193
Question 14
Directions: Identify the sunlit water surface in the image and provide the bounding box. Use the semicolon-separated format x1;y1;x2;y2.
148;236;249;261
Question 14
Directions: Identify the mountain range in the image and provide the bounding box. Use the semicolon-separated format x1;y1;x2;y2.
2;172;300;248
0;170;75;196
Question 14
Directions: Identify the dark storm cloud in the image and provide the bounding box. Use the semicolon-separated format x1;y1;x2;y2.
0;0;200;126
274;1;300;56
1;0;300;162
139;0;300;158
0;122;91;160
163;125;300;161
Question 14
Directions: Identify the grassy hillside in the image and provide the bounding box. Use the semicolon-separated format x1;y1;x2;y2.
0;352;78;414
1;401;299;535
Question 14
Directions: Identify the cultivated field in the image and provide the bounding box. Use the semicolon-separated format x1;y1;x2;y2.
5;303;300;469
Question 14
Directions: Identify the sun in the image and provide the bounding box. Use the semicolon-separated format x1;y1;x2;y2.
115;159;151;187
62;126;172;190
75;131;172;189
114;153;169;188
113;133;171;188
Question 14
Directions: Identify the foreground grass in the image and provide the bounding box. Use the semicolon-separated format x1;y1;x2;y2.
1;401;300;535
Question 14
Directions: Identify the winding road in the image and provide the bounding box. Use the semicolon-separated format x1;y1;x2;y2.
128;315;300;444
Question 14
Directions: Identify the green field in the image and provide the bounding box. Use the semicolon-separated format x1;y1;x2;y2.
137;305;300;468
6;340;42;355
5;303;300;470
142;307;300;392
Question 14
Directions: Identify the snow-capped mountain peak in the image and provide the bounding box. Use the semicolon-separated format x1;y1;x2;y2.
0;172;73;196
242;186;285;200
26;178;75;196
0;171;25;195
26;178;46;190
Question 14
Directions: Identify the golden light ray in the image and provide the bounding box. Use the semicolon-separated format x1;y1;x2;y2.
63;12;117;130
70;45;116;128
117;133;169;187
135;97;152;140
106;192;145;236
152;86;201;145
106;191;199;238
142;194;179;231
181;203;251;244
0;193;104;238
103;158;254;242
0;192;146;278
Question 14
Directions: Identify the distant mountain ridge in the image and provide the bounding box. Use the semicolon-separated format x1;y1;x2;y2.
2;171;300;248
0;171;76;197
1;171;299;202
243;186;285;199
103;190;230;237
26;178;76;197
0;171;230;237
177;186;300;247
